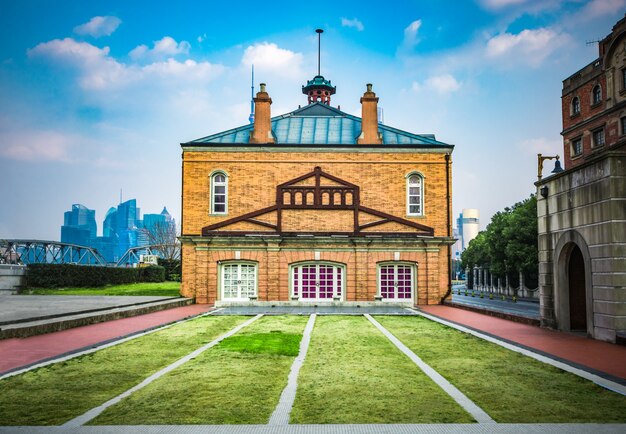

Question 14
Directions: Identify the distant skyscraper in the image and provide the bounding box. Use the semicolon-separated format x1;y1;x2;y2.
457;209;480;251
61;204;96;247
60;199;174;264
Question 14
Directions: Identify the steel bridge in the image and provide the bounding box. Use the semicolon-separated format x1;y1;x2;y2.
0;240;178;267
0;240;107;266
115;245;179;267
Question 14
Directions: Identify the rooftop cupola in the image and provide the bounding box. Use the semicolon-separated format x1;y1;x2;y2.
302;29;336;105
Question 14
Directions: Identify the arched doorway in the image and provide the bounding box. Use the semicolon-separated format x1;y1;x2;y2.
568;245;587;331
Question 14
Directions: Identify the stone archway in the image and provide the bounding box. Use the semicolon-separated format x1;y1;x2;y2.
553;230;593;336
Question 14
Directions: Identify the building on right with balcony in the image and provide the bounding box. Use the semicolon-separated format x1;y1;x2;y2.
536;15;626;343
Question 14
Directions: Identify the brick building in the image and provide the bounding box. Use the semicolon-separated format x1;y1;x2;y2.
537;15;626;343
179;76;454;306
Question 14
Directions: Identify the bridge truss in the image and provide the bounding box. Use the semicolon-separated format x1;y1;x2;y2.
0;240;107;266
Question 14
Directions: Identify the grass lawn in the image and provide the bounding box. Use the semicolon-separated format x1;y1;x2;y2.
90;315;308;425
376;316;626;423
290;316;474;424
0;315;247;425
22;281;181;297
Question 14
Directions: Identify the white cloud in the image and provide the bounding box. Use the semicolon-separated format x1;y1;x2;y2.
0;130;79;162
129;36;191;60
412;74;461;94
576;0;626;21
241;42;303;77
197;33;207;43
28;38;223;90
479;0;529;10
341;17;364;31
485;28;569;67
73;16;121;38
401;19;422;52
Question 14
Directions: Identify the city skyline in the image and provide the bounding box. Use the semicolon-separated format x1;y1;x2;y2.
1;1;625;240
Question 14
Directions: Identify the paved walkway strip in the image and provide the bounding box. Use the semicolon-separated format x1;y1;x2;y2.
0;308;224;381
415;310;626;397
269;314;316;425
364;314;495;424
62;314;263;428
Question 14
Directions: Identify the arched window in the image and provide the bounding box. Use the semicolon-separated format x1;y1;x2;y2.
210;172;228;215
592;85;602;105
406;173;423;216
572;97;580;115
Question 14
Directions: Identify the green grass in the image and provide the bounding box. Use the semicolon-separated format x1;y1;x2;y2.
220;332;301;356
0;315;247;425
290;316;474;424
376;316;626;423
90;315;308;425
22;281;181;297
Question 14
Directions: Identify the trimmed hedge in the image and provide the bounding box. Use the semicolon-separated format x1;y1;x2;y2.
157;258;181;281
26;264;166;288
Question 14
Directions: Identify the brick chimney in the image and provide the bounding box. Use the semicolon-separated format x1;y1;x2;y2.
357;83;382;145
249;83;275;144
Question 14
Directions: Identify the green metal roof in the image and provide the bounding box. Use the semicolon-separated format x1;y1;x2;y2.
185;103;450;147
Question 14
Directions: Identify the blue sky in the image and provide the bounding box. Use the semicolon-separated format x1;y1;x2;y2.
1;0;624;240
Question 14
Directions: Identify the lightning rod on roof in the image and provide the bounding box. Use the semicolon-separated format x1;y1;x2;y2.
316;28;323;76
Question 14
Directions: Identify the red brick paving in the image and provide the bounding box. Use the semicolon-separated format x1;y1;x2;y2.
421;305;626;380
0;304;212;375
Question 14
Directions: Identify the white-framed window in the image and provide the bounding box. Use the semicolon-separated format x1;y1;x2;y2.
572;96;580;116
210;171;228;215
591;127;605;148
571;137;583;157
406;172;423;216
377;262;416;301
220;261;257;301
291;262;344;301
592;85;602;105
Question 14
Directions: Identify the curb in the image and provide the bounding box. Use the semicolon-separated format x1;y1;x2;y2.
443;300;540;326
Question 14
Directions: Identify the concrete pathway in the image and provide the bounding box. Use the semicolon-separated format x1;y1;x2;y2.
420;305;626;382
63;315;263;427
365;314;495;424
269;314;316;425
0;304;212;375
0;295;180;324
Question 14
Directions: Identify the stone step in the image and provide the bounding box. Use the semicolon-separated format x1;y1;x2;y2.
0;297;194;339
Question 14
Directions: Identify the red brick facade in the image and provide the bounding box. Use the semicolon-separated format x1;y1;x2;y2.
561;15;626;168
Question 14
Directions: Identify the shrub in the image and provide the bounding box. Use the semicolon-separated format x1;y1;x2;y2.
26;264;166;288
140;265;166;283
157;258;181;281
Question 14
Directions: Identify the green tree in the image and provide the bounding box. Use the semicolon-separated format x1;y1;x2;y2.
460;195;538;285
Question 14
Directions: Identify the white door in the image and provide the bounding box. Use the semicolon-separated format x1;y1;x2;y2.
222;263;256;301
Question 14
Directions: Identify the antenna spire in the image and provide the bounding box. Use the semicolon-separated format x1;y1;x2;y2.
316;28;323;76
249;65;255;124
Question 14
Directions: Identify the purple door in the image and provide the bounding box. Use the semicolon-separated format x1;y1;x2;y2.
292;264;342;300
379;264;413;300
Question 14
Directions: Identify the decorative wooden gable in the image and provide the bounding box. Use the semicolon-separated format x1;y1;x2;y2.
202;167;434;237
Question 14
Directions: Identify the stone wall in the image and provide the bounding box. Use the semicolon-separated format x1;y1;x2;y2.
537;147;626;342
0;264;26;293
